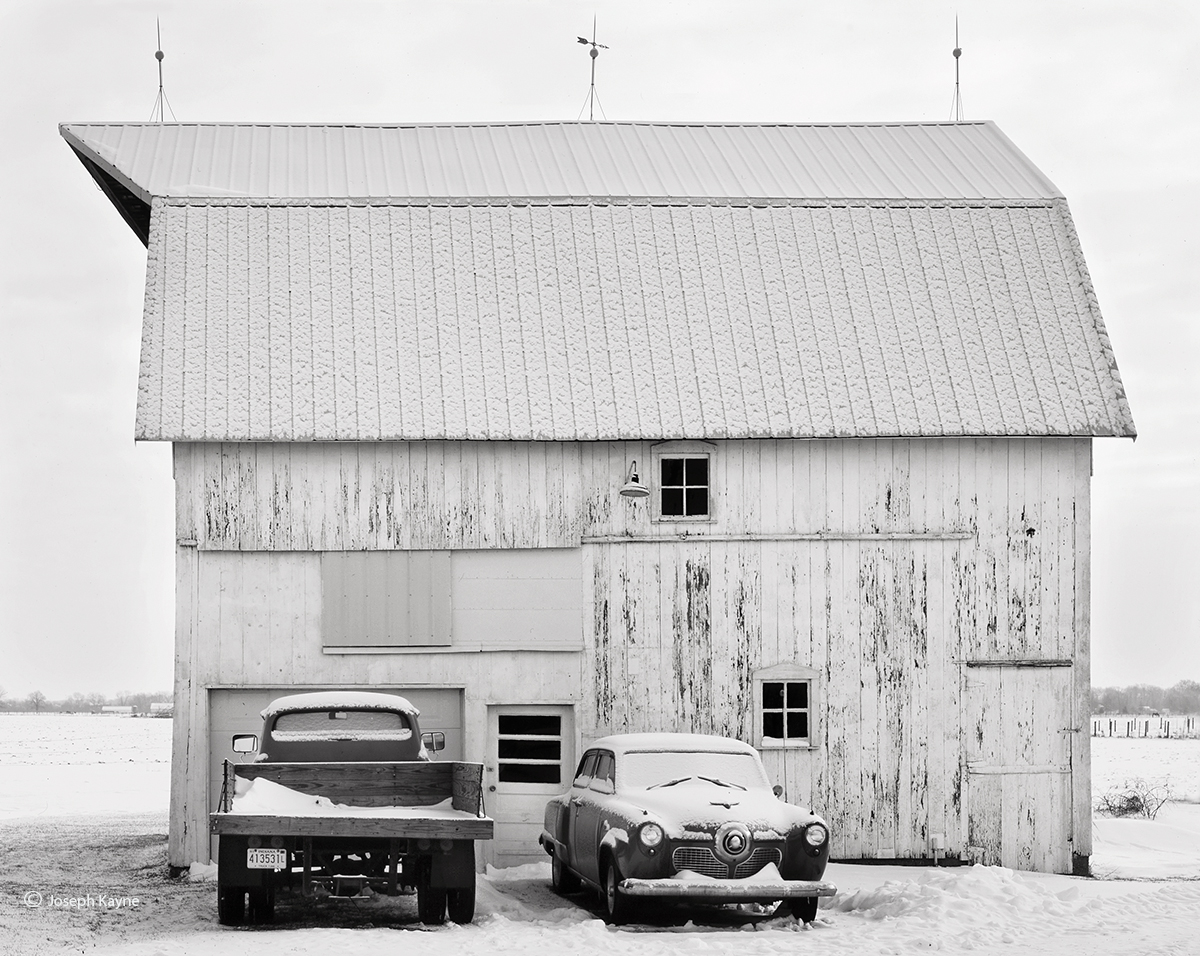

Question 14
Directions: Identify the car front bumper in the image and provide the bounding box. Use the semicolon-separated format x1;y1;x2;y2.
619;877;837;900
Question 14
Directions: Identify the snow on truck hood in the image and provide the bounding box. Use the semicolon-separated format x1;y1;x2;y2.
260;691;420;720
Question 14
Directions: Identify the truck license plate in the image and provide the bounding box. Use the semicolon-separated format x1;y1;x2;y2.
247;848;287;869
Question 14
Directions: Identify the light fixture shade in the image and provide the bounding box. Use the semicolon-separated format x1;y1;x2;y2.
620;478;650;499
619;460;650;499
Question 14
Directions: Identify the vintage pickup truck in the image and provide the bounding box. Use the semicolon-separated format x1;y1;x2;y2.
209;691;493;926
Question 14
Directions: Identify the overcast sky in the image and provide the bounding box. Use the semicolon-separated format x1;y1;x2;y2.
0;0;1196;698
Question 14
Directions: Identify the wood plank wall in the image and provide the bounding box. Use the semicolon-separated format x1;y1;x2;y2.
170;437;1091;869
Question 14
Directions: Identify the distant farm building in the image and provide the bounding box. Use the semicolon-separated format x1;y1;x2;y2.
63;121;1135;874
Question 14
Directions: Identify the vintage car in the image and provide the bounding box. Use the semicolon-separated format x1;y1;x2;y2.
540;733;836;924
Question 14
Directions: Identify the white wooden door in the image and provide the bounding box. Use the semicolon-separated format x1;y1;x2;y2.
485;705;575;869
964;665;1074;872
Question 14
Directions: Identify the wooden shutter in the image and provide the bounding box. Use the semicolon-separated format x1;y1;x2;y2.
321;551;452;647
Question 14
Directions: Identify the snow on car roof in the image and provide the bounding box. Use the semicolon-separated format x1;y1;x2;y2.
260;691;420;720
590;733;758;756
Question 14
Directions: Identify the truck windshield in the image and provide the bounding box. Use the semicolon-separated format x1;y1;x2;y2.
620;751;770;792
271;709;414;742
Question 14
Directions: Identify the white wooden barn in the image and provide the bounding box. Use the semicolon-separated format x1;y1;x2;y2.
62;121;1135;875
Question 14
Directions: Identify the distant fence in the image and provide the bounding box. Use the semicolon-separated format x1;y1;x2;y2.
1091;715;1200;738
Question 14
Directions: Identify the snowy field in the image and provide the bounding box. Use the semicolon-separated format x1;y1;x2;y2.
1;715;1199;956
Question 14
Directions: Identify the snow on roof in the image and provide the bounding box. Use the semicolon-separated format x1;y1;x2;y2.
60;121;1061;204
260;691;419;720
590;733;760;756
133;197;1134;441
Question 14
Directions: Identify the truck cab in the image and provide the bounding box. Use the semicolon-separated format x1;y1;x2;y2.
232;691;443;765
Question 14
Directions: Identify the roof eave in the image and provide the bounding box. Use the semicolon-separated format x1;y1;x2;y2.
61;125;152;246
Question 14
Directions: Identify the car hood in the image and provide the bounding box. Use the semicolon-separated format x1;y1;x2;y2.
618;781;823;838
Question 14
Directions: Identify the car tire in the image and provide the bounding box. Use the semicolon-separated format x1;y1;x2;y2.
601;859;634;926
446;883;476;924
790;896;818;923
417;885;447;924
247;887;275;924
551;855;581;895
216;886;245;926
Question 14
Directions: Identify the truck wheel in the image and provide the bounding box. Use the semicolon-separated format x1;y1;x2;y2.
446;882;476;924
551;855;580;895
790;896;818;923
247;887;275;924
417;885;446;924
217;886;245;926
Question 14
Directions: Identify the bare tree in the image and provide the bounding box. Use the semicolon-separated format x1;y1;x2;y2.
27;690;47;713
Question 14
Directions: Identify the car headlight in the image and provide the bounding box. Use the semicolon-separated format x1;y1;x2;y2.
639;822;664;848
804;824;827;847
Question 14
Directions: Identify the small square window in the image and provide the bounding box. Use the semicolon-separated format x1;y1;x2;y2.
660;456;709;517
760;680;811;746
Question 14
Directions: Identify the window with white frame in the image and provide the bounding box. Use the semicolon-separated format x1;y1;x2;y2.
652;442;715;521
754;664;818;748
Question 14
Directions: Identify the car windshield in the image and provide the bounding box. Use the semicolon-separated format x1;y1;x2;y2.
271;709;413;742
620;751;770;791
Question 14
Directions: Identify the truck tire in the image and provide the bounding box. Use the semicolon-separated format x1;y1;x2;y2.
446;882;476;923
417;885;446;924
247;887;275;924
217;886;245;926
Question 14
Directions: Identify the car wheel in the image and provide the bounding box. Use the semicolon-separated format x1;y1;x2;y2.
551;854;581;895
446;883;476;924
601;859;634;925
247;887;275;924
790;896;818;923
417;885;447;924
216;886;245;926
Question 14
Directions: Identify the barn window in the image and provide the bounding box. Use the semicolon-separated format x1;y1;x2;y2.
754;664;819;749
652;442;716;522
496;713;563;784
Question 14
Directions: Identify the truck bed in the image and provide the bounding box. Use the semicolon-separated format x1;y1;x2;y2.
209;760;494;840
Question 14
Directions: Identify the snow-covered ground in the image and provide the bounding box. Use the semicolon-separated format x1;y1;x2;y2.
2;715;1199;955
1091;735;1200;802
0;714;172;818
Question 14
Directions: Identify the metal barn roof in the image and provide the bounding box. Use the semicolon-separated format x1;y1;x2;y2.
134;197;1133;441
62;121;1060;206
62;120;1133;442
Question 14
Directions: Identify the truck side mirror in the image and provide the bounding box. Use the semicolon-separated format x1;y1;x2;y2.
422;732;446;752
231;733;259;754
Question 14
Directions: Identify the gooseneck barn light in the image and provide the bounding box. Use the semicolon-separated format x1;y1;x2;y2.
619;460;650;499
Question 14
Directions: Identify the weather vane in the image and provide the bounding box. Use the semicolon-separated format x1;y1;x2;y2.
149;19;176;123
576;17;609;122
948;17;964;122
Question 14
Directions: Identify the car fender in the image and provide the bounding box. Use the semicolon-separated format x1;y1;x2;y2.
539;830;567;859
598;824;630;856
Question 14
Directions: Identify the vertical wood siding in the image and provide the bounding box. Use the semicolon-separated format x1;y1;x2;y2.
174;441;582;550
171;436;1090;871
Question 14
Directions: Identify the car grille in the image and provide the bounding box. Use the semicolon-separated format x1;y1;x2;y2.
671;845;782;879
